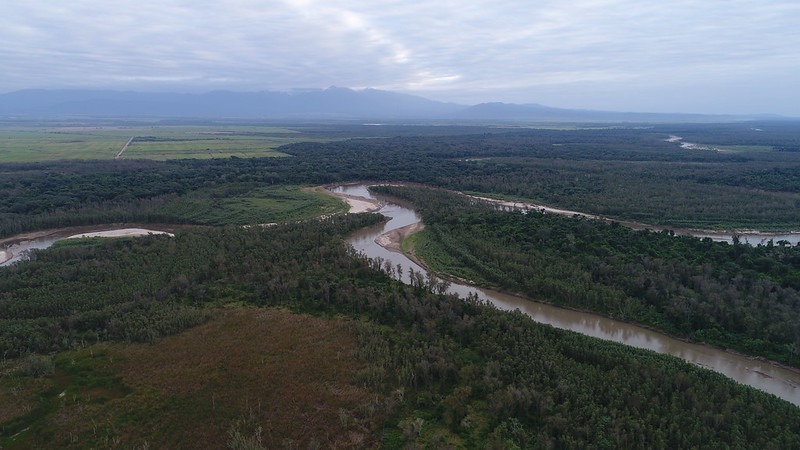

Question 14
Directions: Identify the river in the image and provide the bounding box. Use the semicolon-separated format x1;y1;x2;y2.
333;184;800;407
468;193;800;246
0;227;173;267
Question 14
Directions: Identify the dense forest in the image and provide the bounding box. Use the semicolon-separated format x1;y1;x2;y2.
2;122;800;447
3;123;800;236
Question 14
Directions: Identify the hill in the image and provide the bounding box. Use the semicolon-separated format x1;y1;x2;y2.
1;88;786;122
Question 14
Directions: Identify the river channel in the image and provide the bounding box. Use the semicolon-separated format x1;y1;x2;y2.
334;184;800;407
0;227;173;267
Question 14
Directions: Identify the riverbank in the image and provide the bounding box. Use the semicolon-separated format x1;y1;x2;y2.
327;182;800;243
1;225;175;267
464;192;800;244
313;184;383;214
2;227;91;267
1;224;176;246
325;184;426;266
1;228;71;247
394;225;800;379
65;228;174;239
374;222;423;253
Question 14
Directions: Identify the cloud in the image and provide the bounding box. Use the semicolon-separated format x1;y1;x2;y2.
1;0;799;113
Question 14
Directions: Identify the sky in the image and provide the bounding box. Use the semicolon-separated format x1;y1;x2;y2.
3;0;800;115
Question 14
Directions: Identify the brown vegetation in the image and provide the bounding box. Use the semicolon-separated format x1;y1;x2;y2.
3;308;384;449
0;367;49;424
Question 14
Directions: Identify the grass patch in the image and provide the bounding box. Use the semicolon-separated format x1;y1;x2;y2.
50;237;129;250
400;229;420;254
0;360;53;425
0;309;385;449
0;125;339;162
0;128;126;162
715;145;775;153
121;136;291;160
162;184;348;225
406;229;488;284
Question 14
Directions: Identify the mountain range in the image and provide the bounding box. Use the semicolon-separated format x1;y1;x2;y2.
0;87;786;122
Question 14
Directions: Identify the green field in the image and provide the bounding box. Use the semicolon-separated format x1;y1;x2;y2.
0;128;125;161
0;125;336;162
714;144;776;153
160;184;349;225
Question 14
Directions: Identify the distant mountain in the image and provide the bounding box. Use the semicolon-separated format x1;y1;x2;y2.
453;102;748;123
0;87;463;120
0;88;785;122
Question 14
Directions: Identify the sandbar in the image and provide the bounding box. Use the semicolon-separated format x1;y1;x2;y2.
314;185;382;214
375;222;424;253
344;197;381;214
66;228;174;239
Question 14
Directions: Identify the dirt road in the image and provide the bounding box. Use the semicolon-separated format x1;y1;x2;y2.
115;137;135;159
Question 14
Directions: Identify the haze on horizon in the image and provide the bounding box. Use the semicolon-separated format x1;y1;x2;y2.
3;1;799;116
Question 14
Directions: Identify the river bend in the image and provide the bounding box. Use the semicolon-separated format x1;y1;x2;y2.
334;184;800;407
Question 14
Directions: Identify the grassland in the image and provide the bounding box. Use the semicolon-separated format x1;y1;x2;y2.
161;184;349;225
0;125;335;162
0;128;125;161
714;144;776;153
0;308;385;449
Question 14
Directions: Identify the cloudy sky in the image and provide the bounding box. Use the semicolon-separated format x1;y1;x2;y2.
3;0;799;115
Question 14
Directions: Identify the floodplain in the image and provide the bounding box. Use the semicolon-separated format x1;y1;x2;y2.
0;123;331;162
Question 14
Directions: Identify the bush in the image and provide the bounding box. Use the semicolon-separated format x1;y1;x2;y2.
23;354;55;377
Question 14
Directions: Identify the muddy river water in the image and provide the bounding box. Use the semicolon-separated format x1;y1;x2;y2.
334;184;800;407
0;227;172;267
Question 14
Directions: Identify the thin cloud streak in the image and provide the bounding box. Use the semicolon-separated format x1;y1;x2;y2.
1;0;799;114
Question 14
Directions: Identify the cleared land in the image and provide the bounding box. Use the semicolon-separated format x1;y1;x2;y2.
0;125;334;162
0;309;384;449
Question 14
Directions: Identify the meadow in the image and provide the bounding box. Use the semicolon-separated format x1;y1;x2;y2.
0;124;334;162
0;309;382;449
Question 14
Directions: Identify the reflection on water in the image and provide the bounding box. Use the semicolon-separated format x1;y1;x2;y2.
1;235;64;266
337;183;800;406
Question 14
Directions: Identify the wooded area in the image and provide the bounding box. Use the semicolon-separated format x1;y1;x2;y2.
374;184;800;366
2;215;799;447
3;123;800;236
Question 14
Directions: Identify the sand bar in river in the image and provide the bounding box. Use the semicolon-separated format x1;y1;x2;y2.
66;228;174;239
